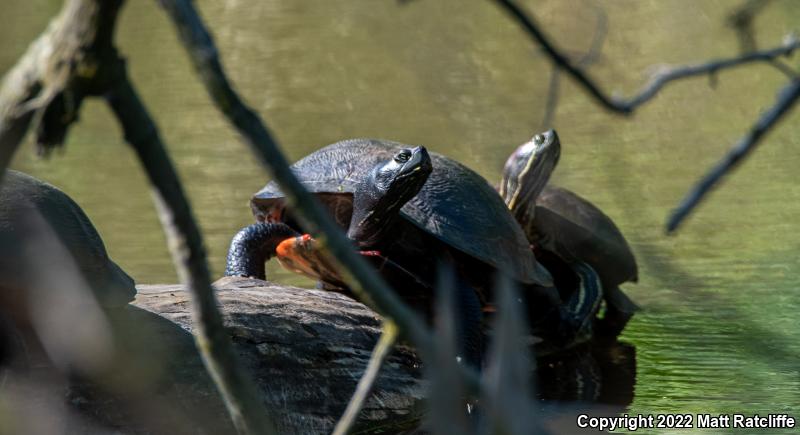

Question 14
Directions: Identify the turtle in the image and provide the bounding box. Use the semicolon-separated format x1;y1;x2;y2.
0;170;136;354
226;140;602;356
227;140;554;295
227;145;487;365
499;130;639;337
0;170;135;307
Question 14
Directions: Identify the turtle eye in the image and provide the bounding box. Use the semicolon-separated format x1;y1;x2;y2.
394;149;412;163
534;134;545;145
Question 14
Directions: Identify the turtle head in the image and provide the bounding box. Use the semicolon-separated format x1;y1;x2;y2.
348;146;433;247
500;129;561;213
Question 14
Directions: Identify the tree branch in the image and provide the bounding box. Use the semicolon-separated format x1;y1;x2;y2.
666;79;800;233
728;0;772;53
540;0;607;128
0;0;124;177
725;0;798;79
155;0;482;390
623;37;800;109
491;0;800;232
104;68;276;435
0;1;275;433
493;0;800;114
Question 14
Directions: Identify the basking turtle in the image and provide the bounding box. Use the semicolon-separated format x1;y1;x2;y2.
500;131;639;336
244;139;551;287
227;146;486;365
228;139;554;295
0;170;136;324
227;140;601;354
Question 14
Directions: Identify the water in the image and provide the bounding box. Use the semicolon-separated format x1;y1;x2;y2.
3;0;799;432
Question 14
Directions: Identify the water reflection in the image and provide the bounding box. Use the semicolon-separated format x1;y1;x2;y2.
538;340;636;407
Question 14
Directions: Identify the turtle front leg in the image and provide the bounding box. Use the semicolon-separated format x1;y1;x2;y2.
529;261;603;352
225;222;300;279
556;261;603;347
566;262;603;340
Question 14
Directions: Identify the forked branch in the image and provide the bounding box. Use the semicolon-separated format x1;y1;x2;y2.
493;0;799;113
491;0;800;231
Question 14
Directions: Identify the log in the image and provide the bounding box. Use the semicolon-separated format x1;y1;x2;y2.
130;276;426;435
2;276;636;434
0;276;424;434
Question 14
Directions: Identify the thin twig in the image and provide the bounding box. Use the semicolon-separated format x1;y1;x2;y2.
492;0;624;112
540;0;607;129
725;0;798;79
766;59;800;79
333;321;399;435
667;79;800;233
540;65;561;129
728;0;772;52
492;0;800;114
155;0;485;391
492;0;800;232
623;38;800;109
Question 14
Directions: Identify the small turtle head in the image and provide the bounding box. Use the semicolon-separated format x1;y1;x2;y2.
500;129;561;211
349;146;433;247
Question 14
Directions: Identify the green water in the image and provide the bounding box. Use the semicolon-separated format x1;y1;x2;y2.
3;0;799;432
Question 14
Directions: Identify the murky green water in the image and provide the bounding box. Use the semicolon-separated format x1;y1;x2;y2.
3;0;799;432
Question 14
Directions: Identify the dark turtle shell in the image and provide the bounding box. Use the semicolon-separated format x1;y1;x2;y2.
531;185;638;287
252;139;552;286
0;170;136;308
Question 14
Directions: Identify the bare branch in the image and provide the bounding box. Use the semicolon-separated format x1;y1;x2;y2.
540;0;607;128
667;79;800;233
0;1;275;433
492;0;800;232
728;0;773;52
154;0;485;391
540;65;561;129
104;71;277;435
492;0;625;113
625;36;800;109
0;0;124;177
725;0;798;79
492;0;800;114
575;0;608;67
